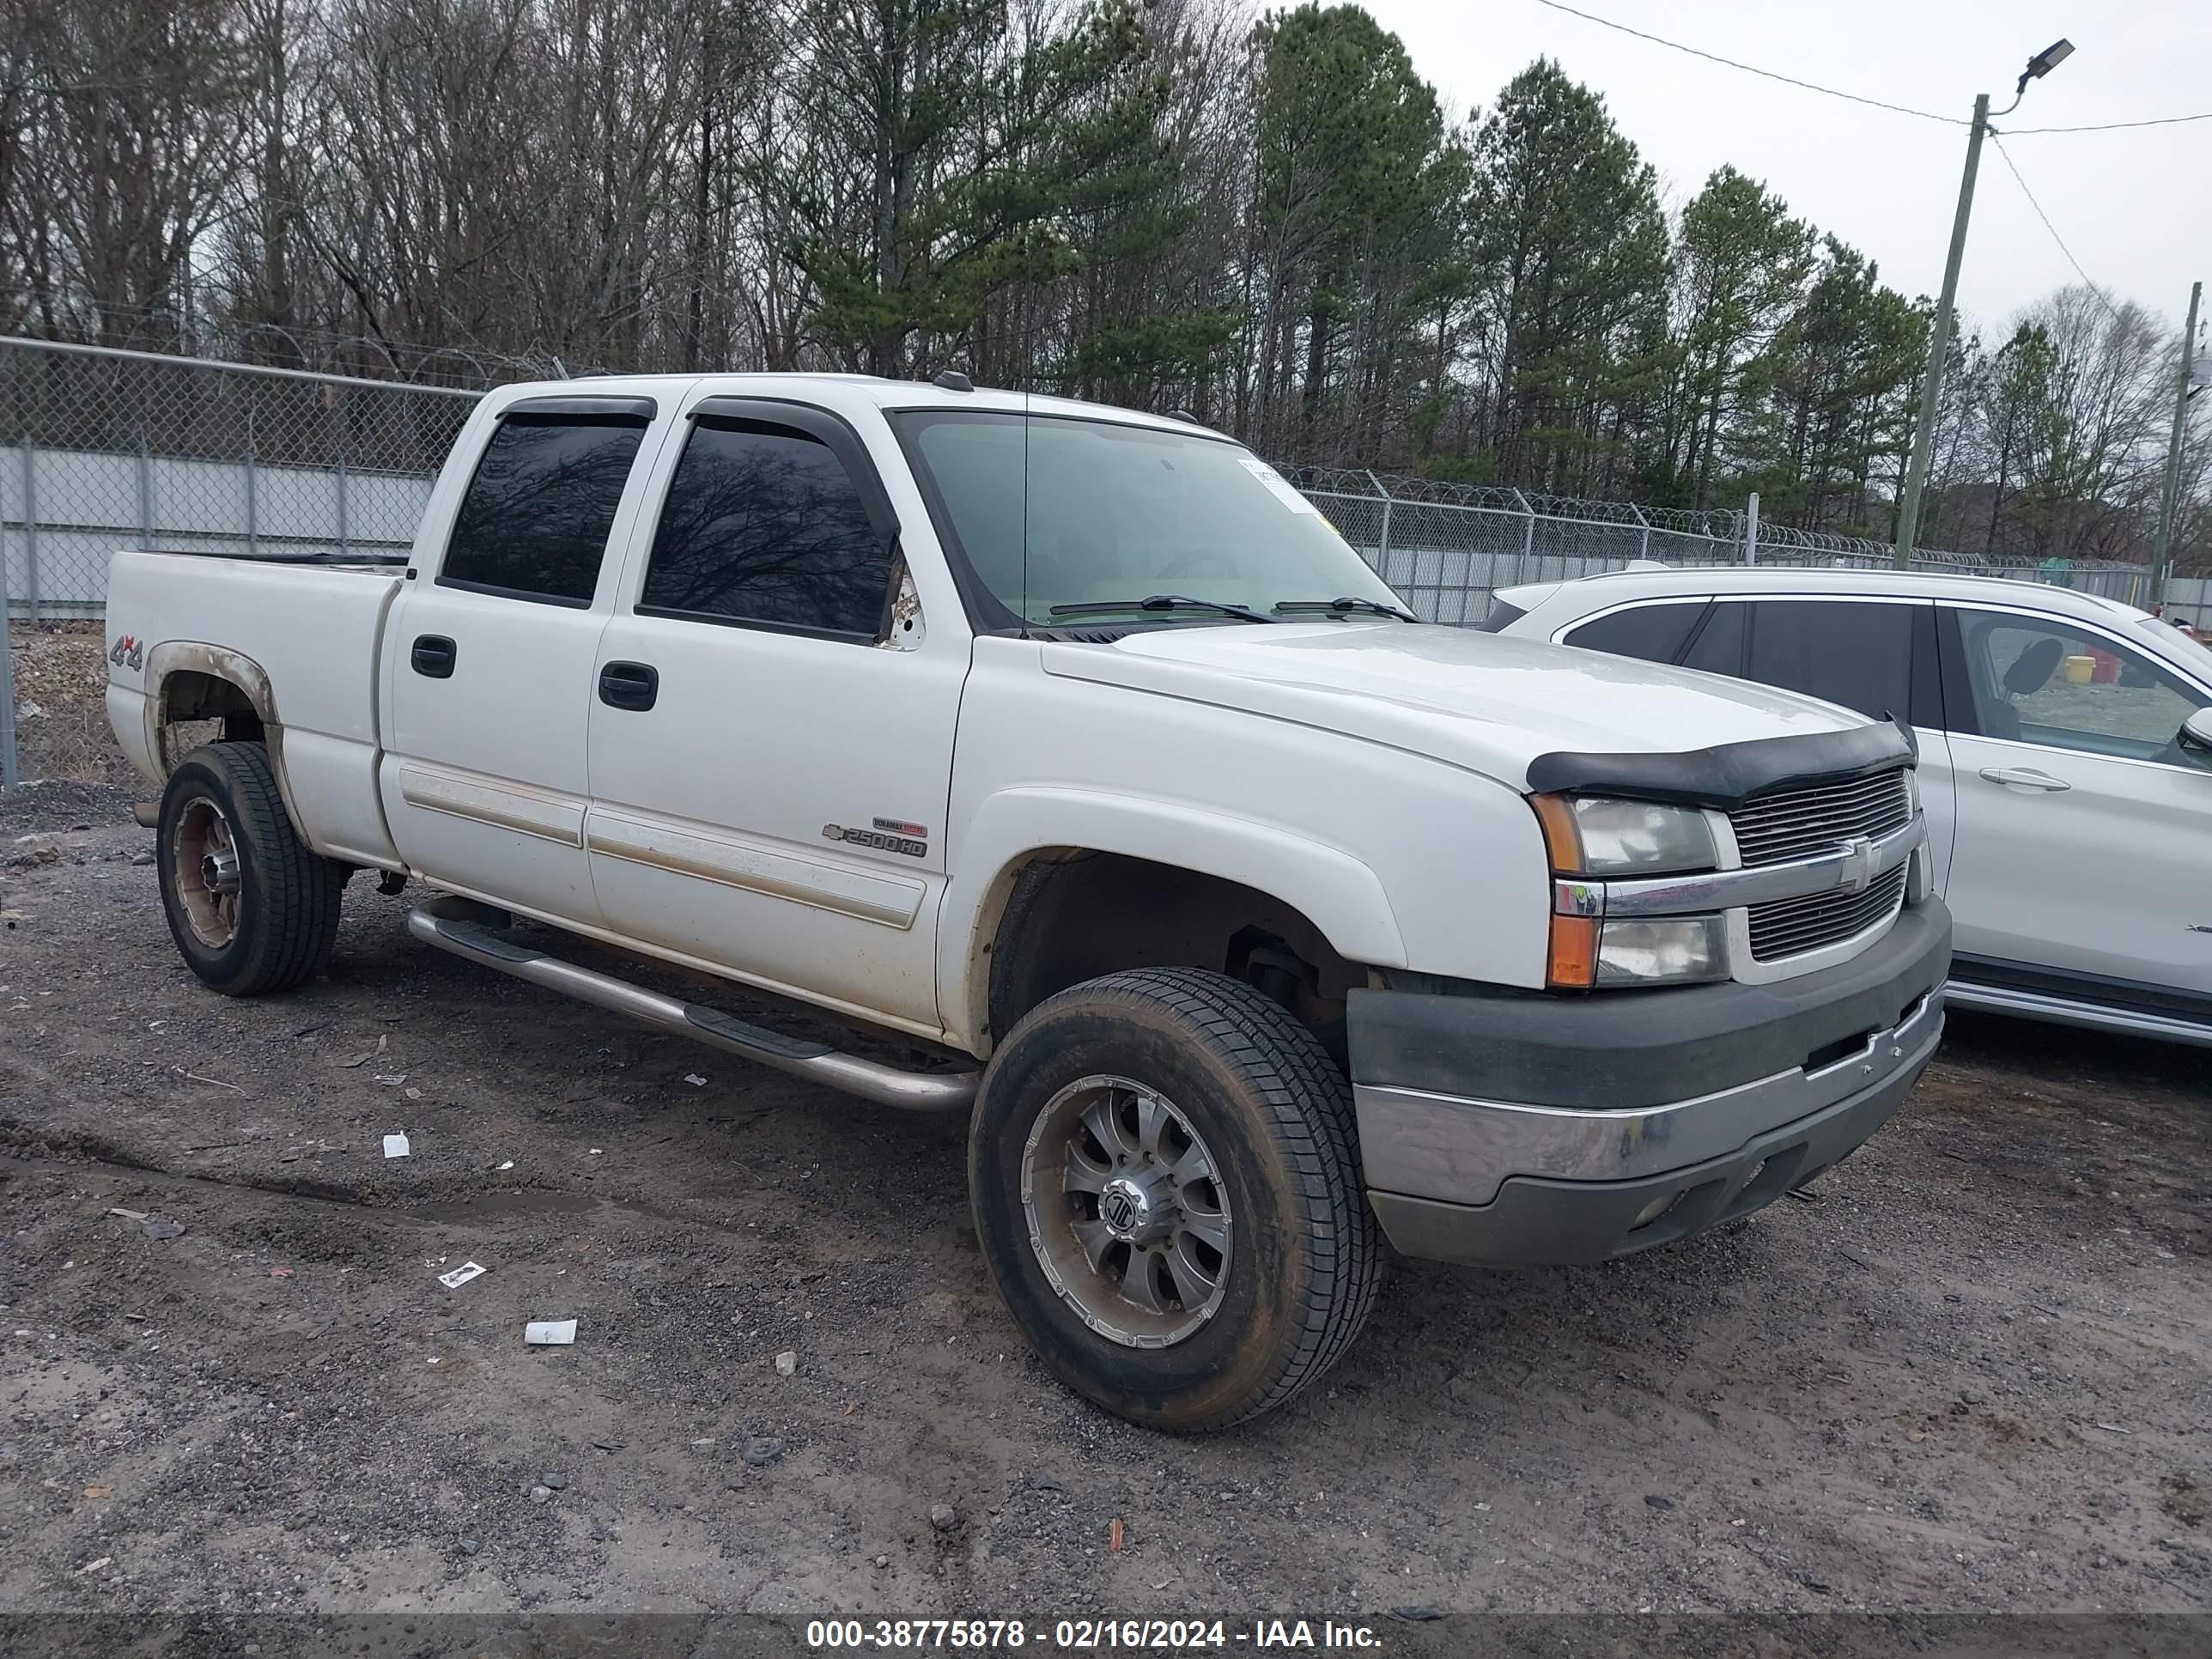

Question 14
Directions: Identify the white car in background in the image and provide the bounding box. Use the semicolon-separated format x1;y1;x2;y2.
1486;567;2212;1047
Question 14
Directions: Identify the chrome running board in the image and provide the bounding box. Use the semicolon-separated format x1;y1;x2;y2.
406;896;978;1112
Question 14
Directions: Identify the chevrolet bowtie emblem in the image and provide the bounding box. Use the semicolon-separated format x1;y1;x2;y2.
1837;835;1876;894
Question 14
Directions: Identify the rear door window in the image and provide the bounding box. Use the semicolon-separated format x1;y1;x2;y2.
441;413;649;606
1746;600;1917;720
1561;600;1709;662
1679;601;1747;676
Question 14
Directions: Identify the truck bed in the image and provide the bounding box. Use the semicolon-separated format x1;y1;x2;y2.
104;548;408;867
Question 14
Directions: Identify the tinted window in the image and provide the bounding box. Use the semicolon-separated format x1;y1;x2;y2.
1680;601;1747;675
1954;608;2209;764
441;415;645;605
1477;598;1526;634
643;420;890;638
1563;601;1707;662
1747;601;1915;720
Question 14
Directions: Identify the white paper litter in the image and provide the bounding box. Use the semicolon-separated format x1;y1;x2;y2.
684;1073;707;1086
382;1133;410;1159
525;1320;578;1346
496;1159;514;1171
438;1261;487;1290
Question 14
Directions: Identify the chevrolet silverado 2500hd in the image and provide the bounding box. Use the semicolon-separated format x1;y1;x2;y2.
105;374;1950;1429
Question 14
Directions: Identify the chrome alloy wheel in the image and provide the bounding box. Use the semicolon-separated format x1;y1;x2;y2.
1018;1074;1233;1348
172;795;244;948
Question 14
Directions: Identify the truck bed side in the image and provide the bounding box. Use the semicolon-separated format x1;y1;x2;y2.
104;549;408;867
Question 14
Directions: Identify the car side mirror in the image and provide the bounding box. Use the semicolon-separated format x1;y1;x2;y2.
2182;708;2212;754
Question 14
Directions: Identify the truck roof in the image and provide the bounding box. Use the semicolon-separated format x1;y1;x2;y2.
487;372;1212;439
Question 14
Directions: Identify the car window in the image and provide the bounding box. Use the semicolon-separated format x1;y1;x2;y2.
1561;600;1707;662
1679;601;1747;676
441;414;648;605
1477;597;1527;634
1954;607;2210;765
1746;601;1917;720
642;417;892;640
896;410;1401;627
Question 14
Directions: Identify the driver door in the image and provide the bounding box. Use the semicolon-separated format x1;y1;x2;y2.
1938;604;2212;1000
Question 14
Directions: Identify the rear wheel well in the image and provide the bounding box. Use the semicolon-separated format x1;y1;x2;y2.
156;672;264;773
984;852;1365;1066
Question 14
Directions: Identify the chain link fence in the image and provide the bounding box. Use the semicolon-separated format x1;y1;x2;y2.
1276;465;2162;625
2;337;478;621
3;335;2184;784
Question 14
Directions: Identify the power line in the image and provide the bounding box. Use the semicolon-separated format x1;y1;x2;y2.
1532;2;2212;137
2002;112;2212;134
1986;135;2124;325
1530;0;1963;125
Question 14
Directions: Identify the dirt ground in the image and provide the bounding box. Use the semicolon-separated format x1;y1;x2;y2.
3;779;2209;1629
7;627;134;790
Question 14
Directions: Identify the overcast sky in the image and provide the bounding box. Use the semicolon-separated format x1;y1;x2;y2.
1363;0;2210;343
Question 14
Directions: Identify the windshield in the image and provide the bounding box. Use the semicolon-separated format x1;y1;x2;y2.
896;410;1406;627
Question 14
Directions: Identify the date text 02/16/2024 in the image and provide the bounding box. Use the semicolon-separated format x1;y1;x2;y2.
804;1621;1386;1650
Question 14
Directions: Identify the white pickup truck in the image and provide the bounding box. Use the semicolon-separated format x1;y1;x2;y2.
104;374;1950;1429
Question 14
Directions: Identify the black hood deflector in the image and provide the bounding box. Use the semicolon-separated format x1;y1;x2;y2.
1526;720;1916;809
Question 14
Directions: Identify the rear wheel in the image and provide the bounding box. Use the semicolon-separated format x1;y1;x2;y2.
156;741;347;995
970;968;1382;1431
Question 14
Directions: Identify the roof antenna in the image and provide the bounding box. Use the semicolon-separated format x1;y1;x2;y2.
933;369;974;393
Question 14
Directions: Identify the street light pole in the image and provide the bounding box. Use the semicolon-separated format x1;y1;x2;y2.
2149;280;2202;611
1893;39;2075;572
1893;93;1989;571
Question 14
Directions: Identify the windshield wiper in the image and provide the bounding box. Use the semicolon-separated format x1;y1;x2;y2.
1273;597;1420;623
1048;595;1278;624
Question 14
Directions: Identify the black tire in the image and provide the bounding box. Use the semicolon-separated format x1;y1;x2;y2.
970;967;1382;1431
156;741;346;996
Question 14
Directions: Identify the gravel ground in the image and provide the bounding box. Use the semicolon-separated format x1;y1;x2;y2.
3;785;2208;1626
8;628;133;789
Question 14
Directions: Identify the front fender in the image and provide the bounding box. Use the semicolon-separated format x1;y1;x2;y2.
938;785;1407;1053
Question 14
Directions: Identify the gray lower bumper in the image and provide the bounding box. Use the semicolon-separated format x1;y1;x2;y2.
1350;899;1950;1267
1366;1010;1939;1266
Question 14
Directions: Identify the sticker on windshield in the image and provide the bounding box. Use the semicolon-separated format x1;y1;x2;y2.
1236;456;1320;516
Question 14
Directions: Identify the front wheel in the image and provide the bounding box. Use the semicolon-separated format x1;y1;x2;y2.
969;968;1382;1431
156;741;347;995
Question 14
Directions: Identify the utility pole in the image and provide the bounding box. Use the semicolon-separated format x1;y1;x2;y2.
2149;280;2202;611
1893;40;2075;571
1893;94;1988;571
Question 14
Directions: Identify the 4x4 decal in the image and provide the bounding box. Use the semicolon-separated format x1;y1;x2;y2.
108;635;143;671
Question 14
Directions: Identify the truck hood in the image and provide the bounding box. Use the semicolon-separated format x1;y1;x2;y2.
1039;621;1871;789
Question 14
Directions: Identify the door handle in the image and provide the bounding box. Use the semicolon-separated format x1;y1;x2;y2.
410;635;456;678
598;660;659;712
1978;766;2070;793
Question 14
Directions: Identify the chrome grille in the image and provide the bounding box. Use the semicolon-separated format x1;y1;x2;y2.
1728;770;1911;868
1747;865;1909;961
1731;769;1914;964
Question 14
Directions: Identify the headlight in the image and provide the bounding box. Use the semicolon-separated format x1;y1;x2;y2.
1595;916;1728;985
1531;793;1717;875
1532;793;1727;988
